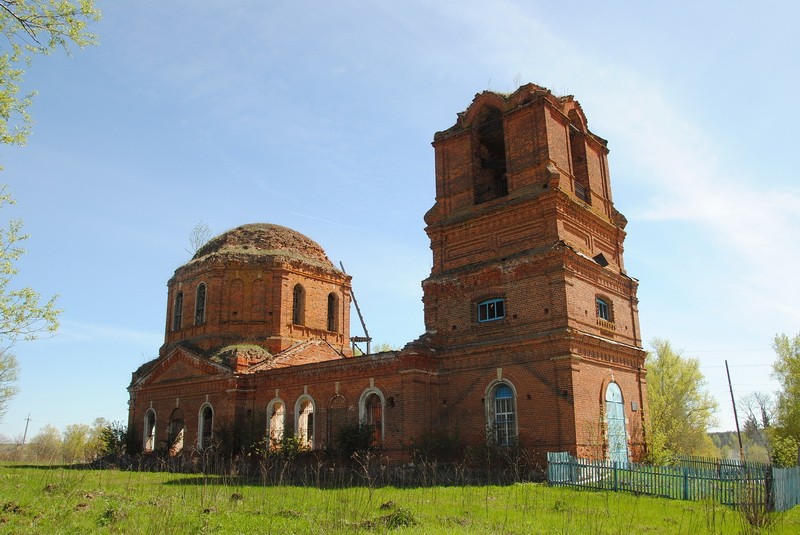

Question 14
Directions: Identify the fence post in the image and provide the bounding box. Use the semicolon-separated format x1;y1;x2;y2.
766;465;774;512
683;468;689;500
613;461;618;492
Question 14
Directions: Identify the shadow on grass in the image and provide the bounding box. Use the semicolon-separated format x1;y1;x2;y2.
2;463;94;471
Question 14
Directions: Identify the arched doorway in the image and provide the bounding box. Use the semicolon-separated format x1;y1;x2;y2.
605;382;628;464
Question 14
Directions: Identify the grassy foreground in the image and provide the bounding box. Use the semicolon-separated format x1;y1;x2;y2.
1;464;798;533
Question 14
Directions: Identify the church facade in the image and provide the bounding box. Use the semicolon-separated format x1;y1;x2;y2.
128;83;648;463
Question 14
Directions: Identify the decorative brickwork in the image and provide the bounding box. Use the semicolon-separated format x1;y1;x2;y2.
128;84;648;463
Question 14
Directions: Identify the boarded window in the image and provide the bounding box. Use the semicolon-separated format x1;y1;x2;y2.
363;392;383;444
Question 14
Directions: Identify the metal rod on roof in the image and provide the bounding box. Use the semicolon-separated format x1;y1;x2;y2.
340;261;371;355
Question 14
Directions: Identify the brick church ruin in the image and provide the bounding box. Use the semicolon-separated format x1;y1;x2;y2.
128;83;648;463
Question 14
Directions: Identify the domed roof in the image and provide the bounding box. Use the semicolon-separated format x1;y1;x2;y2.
191;223;337;270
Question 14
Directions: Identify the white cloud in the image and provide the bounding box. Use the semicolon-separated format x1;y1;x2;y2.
55;320;162;347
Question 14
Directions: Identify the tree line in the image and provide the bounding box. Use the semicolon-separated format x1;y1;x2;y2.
0;418;124;463
645;333;800;467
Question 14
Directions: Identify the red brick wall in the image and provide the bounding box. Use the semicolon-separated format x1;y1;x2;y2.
130;84;648;464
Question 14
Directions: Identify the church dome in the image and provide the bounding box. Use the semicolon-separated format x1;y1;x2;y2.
191;223;337;271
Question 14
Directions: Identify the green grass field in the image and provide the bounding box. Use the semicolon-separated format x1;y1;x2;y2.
1;464;798;533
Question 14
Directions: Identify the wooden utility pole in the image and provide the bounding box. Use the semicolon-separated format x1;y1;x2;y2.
725;360;745;462
21;414;31;445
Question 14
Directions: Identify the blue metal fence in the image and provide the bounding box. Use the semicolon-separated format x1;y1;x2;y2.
547;452;800;512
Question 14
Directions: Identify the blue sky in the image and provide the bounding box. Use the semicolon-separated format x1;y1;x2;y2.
1;0;798;440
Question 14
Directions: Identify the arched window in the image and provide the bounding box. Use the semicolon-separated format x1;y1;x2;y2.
267;399;285;448
473;106;508;204
143;409;156;452
359;388;385;444
292;284;305;326
327;395;348;449
605;382;628;463
569;124;591;204
195;283;207;325
172;292;183;331
486;381;516;446
198;403;213;450
167;408;185;456
327;293;338;332
596;296;613;322
295;396;315;449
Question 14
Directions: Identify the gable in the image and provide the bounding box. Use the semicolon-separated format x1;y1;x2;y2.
136;348;230;387
250;339;347;372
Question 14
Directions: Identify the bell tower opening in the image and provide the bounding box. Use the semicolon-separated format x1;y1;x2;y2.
473;106;507;204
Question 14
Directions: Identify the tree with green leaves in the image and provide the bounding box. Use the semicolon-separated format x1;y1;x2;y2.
0;350;17;419
28;423;60;461
0;189;61;420
0;188;60;347
0;1;99;421
645;338;718;462
770;331;800;466
0;1;100;146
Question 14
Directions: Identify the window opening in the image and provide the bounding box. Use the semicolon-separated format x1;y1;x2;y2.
297;398;314;449
473;106;508;204
327;293;338;332
596;297;611;322
493;383;516;446
268;400;285;448
172;292;183;331
198;404;213;450
362;391;383;444
478;298;505;322
195;283;206;325
167;408;184;456
143;409;156;452
569;123;591;204
292;284;305;326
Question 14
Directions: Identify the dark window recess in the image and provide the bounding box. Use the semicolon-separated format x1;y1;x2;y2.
478;298;505;322
172;292;183;331
327;293;338;332
569;124;591;204
293;284;305;326
194;283;206;325
473;106;508;204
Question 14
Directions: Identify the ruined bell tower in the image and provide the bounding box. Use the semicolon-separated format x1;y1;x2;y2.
421;84;648;460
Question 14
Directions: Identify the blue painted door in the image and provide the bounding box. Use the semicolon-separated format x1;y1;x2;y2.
605;383;628;464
